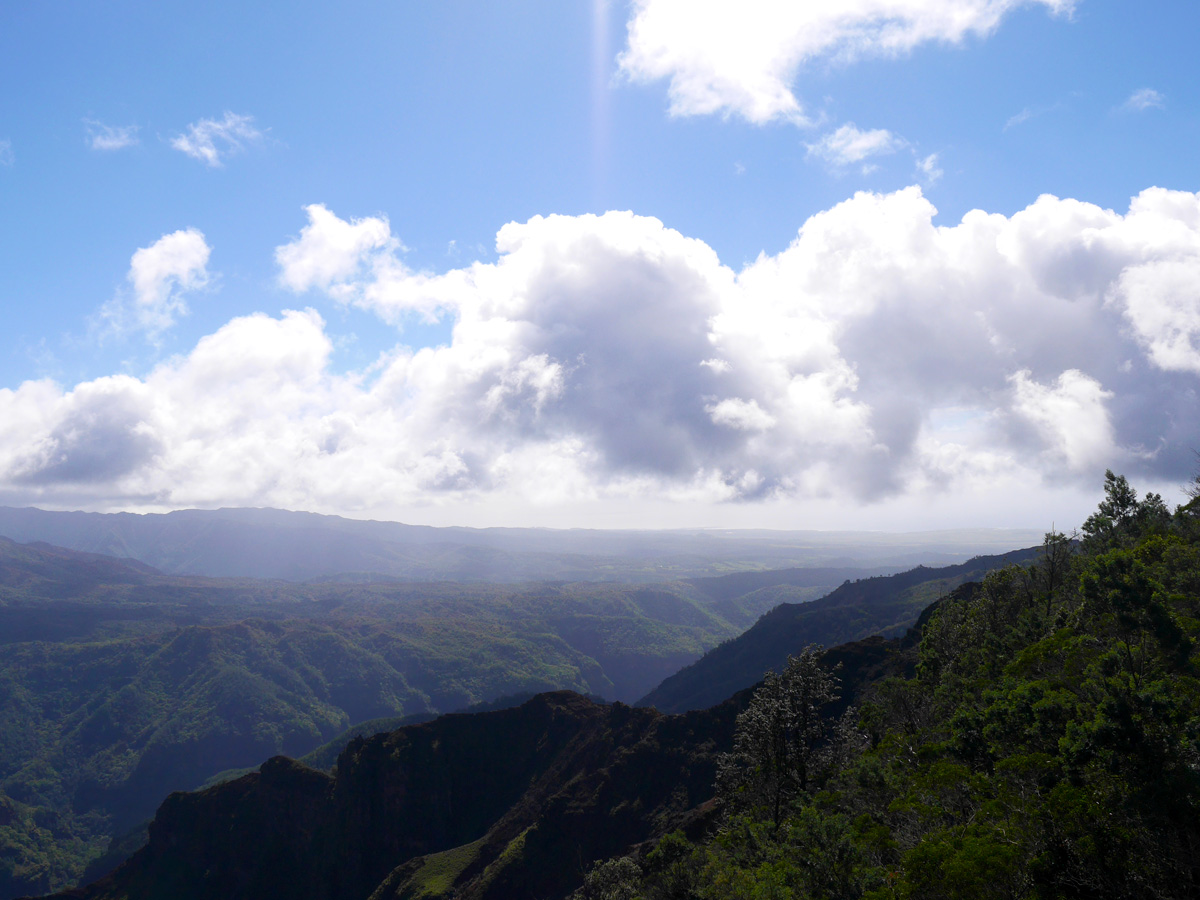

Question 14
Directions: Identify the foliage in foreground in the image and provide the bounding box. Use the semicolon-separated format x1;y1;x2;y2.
579;472;1200;899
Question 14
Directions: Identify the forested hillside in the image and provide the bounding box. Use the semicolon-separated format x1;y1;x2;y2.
639;545;1040;712
0;538;871;898
576;472;1200;899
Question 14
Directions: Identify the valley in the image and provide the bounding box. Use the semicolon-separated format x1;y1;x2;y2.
0;518;1030;898
18;474;1199;900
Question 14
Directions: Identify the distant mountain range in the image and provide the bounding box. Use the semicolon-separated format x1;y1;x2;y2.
0;506;1043;583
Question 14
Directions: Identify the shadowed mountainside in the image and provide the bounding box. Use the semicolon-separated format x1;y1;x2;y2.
32;630;907;900
34;692;739;900
0;533;1039;897
638;545;1041;712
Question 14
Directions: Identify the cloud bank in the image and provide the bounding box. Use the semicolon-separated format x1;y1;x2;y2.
619;0;1074;124
3;187;1199;524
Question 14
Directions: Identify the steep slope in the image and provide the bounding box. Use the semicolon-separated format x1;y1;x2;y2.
0;539;159;591
0;535;1034;897
26;630;913;900
638;545;1040;712
36;692;741;900
577;479;1200;900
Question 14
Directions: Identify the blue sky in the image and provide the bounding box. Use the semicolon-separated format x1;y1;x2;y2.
1;0;1198;530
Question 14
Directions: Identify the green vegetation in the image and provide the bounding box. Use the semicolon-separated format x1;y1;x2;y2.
584;472;1200;899
639;547;1039;713
30;471;1193;900
394;837;489;898
0;539;865;899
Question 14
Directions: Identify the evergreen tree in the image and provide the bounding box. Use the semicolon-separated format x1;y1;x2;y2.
718;646;838;827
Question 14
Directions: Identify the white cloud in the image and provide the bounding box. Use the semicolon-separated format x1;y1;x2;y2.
85;120;139;151
916;152;943;183
1005;107;1035;130
275;204;422;313
170;112;262;167
100;229;211;339
1010;369;1116;471
806;123;906;167
619;0;1074;124
6;185;1200;523
1122;88;1164;112
1004;101;1065;131
707;397;776;432
0;139;12;166
1115;258;1200;374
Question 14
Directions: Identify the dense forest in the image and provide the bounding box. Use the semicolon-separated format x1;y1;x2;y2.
0;558;742;898
574;471;1200;899
0;536;1035;899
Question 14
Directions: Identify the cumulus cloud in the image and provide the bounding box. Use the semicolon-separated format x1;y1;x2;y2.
274;204;431;317
1116;258;1200;373
9;376;162;486
5;186;1200;519
1122;88;1165;112
806;123;907;169
100;229;211;339
619;0;1074;124
0;139;12;166
1010;369;1116;472
85;120;139;151
170;112;262;167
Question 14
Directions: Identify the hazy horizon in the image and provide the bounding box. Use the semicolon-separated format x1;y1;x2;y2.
0;501;1051;541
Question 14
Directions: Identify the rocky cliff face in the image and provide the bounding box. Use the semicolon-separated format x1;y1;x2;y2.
38;692;740;900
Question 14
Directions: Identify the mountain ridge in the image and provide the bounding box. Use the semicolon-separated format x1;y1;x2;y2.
30;691;742;900
638;544;1041;712
0;506;1042;583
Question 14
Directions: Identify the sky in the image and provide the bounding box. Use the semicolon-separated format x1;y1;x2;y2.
0;0;1198;531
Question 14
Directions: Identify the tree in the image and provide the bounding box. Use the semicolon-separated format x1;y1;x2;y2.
1185;451;1200;501
1033;529;1074;616
1180;451;1200;522
1083;470;1170;551
718;646;839;827
572;856;641;900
